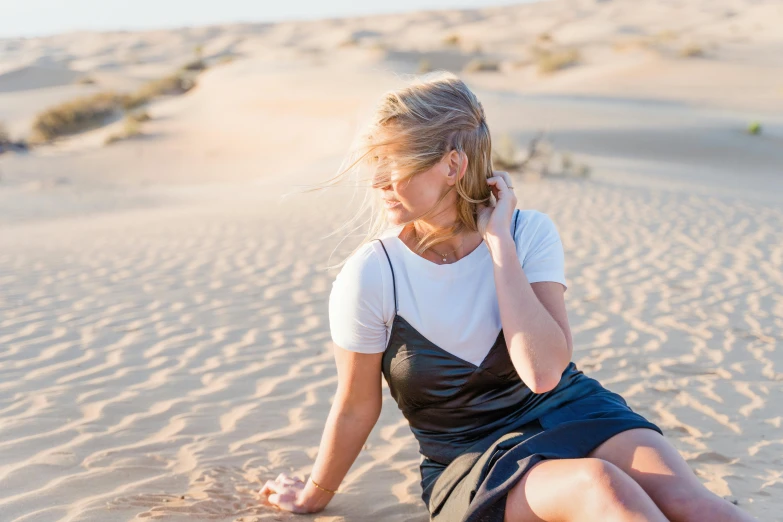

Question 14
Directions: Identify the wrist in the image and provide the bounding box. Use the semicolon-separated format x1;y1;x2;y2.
485;231;515;257
300;478;336;512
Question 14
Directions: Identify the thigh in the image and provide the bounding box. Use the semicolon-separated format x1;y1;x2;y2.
503;457;663;522
587;428;710;511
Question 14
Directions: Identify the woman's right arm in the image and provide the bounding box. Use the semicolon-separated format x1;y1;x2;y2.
262;345;384;513
261;244;388;513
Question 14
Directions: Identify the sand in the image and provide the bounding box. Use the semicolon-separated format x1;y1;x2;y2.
0;0;782;520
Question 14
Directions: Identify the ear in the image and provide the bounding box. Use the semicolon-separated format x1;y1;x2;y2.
446;149;468;185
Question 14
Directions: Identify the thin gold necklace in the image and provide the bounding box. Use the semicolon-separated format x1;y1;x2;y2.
411;227;465;263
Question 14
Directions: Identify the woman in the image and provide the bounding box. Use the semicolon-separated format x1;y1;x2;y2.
259;72;756;521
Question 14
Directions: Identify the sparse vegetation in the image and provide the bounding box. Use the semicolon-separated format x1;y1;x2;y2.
30;68;197;143
679;44;705;58
533;47;580;74
339;36;360;47
654;30;679;42
491;131;591;179
105;115;144;145
182;44;207;71
77;75;96;85
121;72;195;110
0;121;28;154
492;133;520;171
463;58;500;73
418;58;433;74
181;59;207;71
30;92;125;143
747;121;762;135
128;110;151;123
442;33;460;46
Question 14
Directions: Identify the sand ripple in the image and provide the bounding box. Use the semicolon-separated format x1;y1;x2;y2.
0;179;780;520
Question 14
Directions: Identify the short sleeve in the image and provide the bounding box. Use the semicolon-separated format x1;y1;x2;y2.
515;211;567;290
328;243;390;353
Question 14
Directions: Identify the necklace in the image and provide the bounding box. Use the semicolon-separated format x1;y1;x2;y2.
411;227;466;263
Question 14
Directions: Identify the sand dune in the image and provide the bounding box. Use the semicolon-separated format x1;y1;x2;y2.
0;0;781;520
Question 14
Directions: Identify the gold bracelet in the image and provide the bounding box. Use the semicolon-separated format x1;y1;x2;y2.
309;476;338;494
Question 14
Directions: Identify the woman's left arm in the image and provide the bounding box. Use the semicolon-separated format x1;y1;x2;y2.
487;233;572;393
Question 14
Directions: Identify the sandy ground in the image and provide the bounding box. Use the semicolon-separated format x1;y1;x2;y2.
1;0;782;520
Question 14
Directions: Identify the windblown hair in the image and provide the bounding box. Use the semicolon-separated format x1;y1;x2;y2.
302;70;494;270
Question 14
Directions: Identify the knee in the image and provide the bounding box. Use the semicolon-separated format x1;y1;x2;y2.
573;458;638;515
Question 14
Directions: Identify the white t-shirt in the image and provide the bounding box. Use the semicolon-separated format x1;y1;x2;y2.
328;209;567;366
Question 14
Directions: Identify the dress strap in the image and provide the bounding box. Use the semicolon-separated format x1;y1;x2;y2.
375;239;399;314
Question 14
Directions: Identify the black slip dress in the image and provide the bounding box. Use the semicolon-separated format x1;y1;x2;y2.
374;209;663;522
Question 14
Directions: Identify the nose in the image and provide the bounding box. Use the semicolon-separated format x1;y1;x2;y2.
372;170;392;191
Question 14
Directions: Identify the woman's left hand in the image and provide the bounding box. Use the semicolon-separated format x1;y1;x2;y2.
477;170;517;241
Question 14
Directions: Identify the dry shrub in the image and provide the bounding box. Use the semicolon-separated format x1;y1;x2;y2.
463;58;500;73
31;70;195;143
492;133;520;171
679;44;704;57
122;72;195;110
533;47;580;74
442;34;460;46
181;59;207;71
418;59;433;74
492;131;591;179
128;110;151;123
105;115;144;145
31;92;124;143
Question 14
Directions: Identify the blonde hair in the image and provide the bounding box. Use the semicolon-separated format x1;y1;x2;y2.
303;70;494;270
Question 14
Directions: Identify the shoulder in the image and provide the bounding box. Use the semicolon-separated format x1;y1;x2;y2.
328;239;392;353
332;240;386;293
514;209;560;243
513;209;567;288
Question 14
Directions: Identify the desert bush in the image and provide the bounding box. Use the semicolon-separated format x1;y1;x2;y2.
122;72;195;110
747;121;762;135
128;110;151;123
77;75;96;85
31;68;196;142
679;44;704;57
537;32;553;43
418;59;433;74
492;133;521;171
534;47;580;74
442;34;460;46
492;131;591;179
105;115;144;145
181;59;207;71
463;58;500;73
31;92;125;143
339;36;359;47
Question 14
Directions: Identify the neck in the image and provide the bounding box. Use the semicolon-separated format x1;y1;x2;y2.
405;221;483;261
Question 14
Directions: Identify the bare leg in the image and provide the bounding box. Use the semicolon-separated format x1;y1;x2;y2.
504;457;669;522
588;428;757;522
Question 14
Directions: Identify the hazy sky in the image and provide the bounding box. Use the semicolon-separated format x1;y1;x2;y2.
1;0;537;38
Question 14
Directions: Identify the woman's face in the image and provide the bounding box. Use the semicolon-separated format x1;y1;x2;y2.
373;149;462;226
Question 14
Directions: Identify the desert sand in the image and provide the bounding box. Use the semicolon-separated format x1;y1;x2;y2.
0;0;782;520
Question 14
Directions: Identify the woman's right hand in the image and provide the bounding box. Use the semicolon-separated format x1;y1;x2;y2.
259;472;333;514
